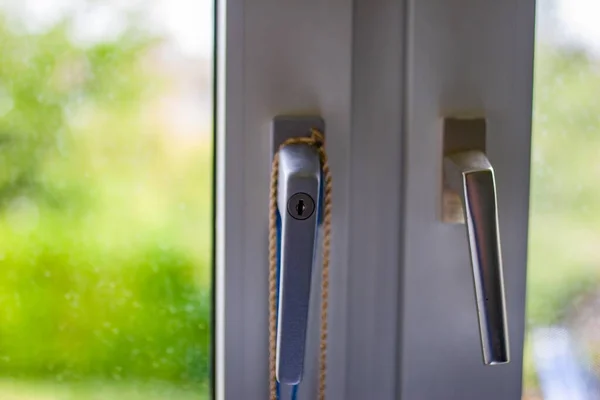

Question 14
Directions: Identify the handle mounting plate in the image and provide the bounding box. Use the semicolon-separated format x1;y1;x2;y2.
271;115;325;159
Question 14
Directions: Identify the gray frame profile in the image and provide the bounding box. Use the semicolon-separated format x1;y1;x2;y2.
398;1;535;398
215;0;536;399
215;0;353;398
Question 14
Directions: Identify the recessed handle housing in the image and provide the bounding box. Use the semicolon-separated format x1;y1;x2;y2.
443;118;510;365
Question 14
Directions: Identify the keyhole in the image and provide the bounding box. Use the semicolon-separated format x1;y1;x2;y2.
296;199;305;216
287;193;315;220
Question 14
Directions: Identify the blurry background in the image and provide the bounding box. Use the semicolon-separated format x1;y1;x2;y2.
0;0;213;398
526;0;600;399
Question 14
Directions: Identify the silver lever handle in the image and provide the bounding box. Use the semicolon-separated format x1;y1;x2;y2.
276;143;321;384
444;150;510;365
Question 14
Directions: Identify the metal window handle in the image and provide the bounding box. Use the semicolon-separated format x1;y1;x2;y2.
444;150;510;365
276;143;321;384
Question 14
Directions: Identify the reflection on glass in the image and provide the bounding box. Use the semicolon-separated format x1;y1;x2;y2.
0;1;213;398
525;0;600;399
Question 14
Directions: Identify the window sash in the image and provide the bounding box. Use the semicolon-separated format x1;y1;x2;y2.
215;0;536;398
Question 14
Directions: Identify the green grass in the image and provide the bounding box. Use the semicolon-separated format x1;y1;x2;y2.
0;233;211;382
0;380;209;400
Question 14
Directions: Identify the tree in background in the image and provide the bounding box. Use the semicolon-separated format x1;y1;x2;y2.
0;15;158;208
0;10;211;387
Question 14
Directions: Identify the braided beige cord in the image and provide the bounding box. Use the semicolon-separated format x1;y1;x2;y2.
268;129;331;400
269;150;279;400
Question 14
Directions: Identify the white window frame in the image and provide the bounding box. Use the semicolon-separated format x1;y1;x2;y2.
215;0;536;398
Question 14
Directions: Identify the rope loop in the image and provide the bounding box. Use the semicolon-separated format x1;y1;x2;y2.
269;128;331;400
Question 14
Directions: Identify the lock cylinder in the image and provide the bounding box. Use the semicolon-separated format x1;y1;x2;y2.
287;193;315;220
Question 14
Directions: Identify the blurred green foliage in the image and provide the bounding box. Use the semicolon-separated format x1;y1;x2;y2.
0;8;212;394
0;16;159;206
524;45;600;390
528;45;600;325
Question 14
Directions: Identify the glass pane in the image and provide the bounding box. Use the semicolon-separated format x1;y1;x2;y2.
0;1;213;399
525;0;600;398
